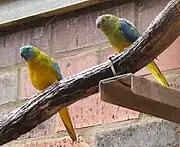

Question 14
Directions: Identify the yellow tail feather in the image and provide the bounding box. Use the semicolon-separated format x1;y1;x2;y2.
146;61;169;87
59;107;77;141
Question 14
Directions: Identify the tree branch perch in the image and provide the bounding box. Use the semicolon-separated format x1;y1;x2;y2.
0;0;180;145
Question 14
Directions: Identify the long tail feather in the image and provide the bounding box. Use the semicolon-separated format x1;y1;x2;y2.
146;60;169;87
59;107;77;141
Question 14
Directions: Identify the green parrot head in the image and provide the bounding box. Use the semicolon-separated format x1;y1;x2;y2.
19;45;40;61
96;14;119;33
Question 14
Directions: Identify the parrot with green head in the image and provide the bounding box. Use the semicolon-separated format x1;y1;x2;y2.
20;45;77;141
96;14;169;87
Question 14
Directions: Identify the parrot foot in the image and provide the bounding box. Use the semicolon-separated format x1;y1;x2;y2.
107;53;118;60
108;54;117;76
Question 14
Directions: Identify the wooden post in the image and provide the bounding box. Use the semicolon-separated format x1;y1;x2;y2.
100;74;180;123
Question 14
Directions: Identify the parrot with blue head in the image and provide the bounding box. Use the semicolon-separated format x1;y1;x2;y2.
96;14;169;87
20;45;77;141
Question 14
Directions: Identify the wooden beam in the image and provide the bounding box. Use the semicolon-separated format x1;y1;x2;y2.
0;0;135;29
100;74;180;123
0;0;179;145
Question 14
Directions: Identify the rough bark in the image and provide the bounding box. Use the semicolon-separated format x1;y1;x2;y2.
0;0;179;145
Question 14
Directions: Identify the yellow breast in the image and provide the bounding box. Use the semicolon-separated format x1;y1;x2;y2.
27;58;58;91
112;41;132;53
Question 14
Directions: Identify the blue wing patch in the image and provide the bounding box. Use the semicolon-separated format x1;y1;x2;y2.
51;59;63;81
119;19;140;43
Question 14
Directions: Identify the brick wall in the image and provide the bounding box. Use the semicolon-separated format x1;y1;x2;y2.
1;0;180;146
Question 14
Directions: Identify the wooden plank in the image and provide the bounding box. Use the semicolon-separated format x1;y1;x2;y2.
0;0;135;28
99;74;180;123
0;0;103;27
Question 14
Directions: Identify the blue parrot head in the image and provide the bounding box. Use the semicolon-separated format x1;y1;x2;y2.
20;45;39;61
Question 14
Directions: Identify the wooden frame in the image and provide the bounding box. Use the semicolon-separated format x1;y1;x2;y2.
0;0;134;28
100;74;180;123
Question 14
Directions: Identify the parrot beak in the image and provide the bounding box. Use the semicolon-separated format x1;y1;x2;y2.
20;53;24;58
96;23;100;29
21;53;27;60
96;17;101;29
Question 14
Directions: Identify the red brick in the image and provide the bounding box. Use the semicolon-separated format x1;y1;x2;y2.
76;11;106;49
0;32;23;67
156;37;180;71
0;25;52;66
16;29;32;64
20;26;51;54
117;3;135;22
103;6;118;16
57;50;100;77
21;28;32;45
99;47;115;63
21;26;51;50
66;94;100;128
99;101;138;124
19;114;60;139
20;67;38;99
51;18;77;53
29;25;52;53
67;94;139;129
0;69;18;105
137;0;170;33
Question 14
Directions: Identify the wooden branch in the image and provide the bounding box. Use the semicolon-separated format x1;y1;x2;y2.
0;0;179;145
100;74;180;123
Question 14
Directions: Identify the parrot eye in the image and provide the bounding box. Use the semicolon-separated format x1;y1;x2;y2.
101;19;106;22
27;48;31;52
105;16;110;20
